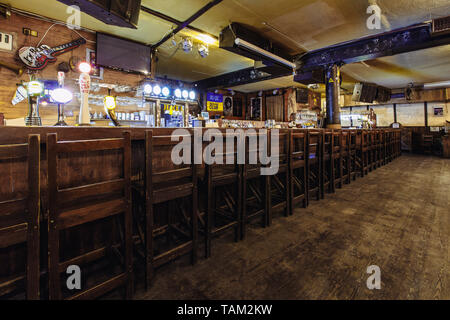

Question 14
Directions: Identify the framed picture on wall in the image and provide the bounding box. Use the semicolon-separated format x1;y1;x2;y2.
251;97;262;121
233;97;243;117
223;96;233;117
434;107;444;117
86;48;104;80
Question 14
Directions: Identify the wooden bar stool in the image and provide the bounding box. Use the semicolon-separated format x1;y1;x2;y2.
205;131;242;258
349;130;358;181
0;135;40;300
332;131;344;190
341;131;351;185
267;129;290;225
242;130;268;240
139;130;198;288
47;132;133;300
306;131;322;205
290;130;308;212
322;130;334;196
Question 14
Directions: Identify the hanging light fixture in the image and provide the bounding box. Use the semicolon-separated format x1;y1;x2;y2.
198;44;209;58
182;38;193;53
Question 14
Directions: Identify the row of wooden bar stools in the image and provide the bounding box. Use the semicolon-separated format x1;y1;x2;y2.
1;133;133;300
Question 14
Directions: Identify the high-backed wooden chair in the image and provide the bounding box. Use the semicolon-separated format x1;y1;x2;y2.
395;130;402;158
242;130;269;240
306;130;322;204
332;130;345;190
0;135;40;300
368;131;376;171
322;130;334;197
205;131;242;258
47;132;132;300
290;130;308;212
340;131;351;185
140;130;198;287
349;130;358;181
356;130;369;177
267;129;290;225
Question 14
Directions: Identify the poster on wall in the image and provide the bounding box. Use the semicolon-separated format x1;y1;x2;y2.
207;93;224;112
86;48;104;80
223;96;233;117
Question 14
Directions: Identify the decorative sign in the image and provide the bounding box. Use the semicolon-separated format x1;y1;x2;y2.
86;48;104;80
161;103;183;115
207;93;224;112
19;38;86;70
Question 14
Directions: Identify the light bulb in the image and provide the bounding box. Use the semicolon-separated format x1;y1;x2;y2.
182;90;189;99
153;85;162;95
175;89;182;98
143;84;153;95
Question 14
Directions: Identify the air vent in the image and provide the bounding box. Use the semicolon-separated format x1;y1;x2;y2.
432;16;450;35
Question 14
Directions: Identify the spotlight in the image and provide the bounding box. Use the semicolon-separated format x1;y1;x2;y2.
78;62;92;74
182;38;193;53
143;84;153;95
182;90;189;99
50;88;73;104
175;89;182;99
198;44;209;58
189;91;196;100
162;87;170;97
153;85;162;95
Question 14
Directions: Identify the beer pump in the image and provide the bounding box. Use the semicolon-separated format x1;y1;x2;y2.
51;71;73;126
24;78;44;126
78;62;92;126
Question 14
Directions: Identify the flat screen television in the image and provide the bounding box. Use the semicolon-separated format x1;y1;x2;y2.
96;33;151;74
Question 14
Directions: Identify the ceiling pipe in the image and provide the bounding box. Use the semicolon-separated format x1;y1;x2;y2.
140;6;218;42
151;0;223;50
423;81;450;89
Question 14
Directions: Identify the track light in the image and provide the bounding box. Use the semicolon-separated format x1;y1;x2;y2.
198;44;209;58
182;38;193;53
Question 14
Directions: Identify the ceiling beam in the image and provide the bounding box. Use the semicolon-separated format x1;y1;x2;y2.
295;22;450;72
140;6;218;41
151;0;223;50
194;66;291;90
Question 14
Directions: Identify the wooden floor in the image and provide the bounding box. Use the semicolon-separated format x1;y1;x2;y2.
134;154;449;300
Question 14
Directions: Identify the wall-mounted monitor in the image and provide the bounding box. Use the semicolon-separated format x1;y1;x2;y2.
96;33;151;75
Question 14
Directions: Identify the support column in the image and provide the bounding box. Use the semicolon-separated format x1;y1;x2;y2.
325;64;341;129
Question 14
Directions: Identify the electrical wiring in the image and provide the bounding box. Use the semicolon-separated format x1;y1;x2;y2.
37;22;96;47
